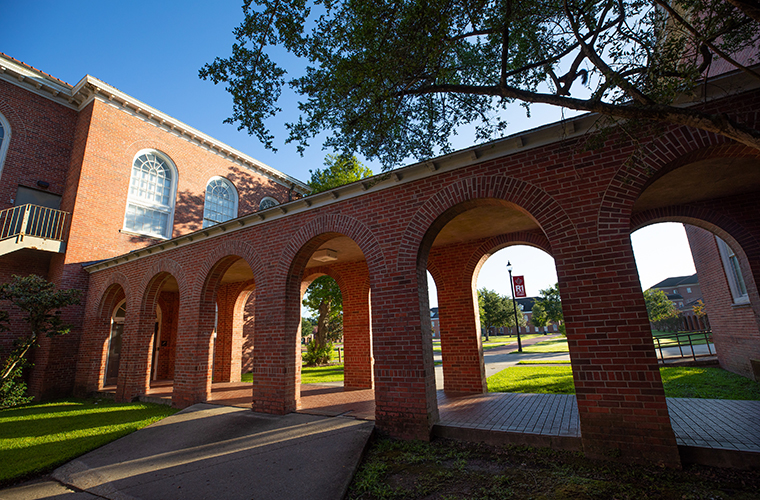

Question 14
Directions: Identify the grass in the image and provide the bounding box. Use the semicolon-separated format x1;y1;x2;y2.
517;360;570;365
0;398;177;487
487;365;760;400
242;363;346;384
347;436;760;500
509;338;569;354
432;334;550;353
651;329;712;347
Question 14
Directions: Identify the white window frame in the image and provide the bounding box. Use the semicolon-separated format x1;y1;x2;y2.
0;112;11;183
259;196;279;210
203;176;238;228
123;149;178;239
716;236;749;305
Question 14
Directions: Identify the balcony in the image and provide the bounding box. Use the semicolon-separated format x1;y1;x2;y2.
0;204;68;256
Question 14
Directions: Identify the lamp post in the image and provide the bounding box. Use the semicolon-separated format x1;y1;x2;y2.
507;261;523;352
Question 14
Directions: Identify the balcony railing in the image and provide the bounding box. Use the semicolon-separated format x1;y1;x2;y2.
0;204;68;255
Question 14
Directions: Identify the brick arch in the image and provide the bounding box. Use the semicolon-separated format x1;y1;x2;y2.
465;231;553;286
302;266;348;296
631;205;760;316
138;257;190;311
279;214;387;286
195;239;266;303
598;138;760;240
92;272;131;319
398;175;578;273
631;206;760;260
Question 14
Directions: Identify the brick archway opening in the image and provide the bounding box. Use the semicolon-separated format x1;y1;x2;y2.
96;283;126;390
419;198;550;396
631;154;760;382
287;233;375;420
194;255;259;407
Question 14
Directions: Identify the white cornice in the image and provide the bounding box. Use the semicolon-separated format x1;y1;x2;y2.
0;54;309;194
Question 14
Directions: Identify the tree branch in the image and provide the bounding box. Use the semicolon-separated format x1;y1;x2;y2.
398;82;760;151
725;0;760;23
653;0;760;82
564;0;656;106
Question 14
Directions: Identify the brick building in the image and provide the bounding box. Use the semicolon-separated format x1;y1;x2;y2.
651;274;701;312
0;53;309;398
2;51;760;468
685;226;760;379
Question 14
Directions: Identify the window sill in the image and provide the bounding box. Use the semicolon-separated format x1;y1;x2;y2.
119;228;170;240
731;298;751;308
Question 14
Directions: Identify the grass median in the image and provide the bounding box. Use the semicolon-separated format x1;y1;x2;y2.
0;398;177;487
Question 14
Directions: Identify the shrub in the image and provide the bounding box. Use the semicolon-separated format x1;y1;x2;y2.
0;363;32;409
303;341;334;366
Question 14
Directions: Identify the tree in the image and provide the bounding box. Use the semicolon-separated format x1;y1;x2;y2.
301;316;316;338
302;275;343;365
308;154;373;194
201;0;760;168
477;288;524;340
643;288;680;331
531;283;565;335
0;275;80;408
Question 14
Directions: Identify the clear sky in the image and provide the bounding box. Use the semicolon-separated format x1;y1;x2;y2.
2;1;697;307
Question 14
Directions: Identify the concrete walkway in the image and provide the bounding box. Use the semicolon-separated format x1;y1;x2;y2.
1;404;373;500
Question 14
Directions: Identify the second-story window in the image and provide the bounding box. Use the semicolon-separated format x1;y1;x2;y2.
203;177;237;228
716;236;749;304
124;150;177;239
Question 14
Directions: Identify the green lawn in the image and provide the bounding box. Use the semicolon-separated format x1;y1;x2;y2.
517;360;570;365
432;334;549;353
651;329;712;347
487;365;760;400
0;399;177;486
242;363;346;384
509;338;569;354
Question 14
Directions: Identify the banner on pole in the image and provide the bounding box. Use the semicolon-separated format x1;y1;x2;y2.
512;275;527;298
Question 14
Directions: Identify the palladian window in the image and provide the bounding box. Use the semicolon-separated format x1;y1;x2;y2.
124;151;177;238
203;177;238;228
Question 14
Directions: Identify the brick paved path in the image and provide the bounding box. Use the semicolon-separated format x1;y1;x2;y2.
135;372;760;459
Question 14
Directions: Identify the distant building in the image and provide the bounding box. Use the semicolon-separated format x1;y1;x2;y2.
650;274;702;316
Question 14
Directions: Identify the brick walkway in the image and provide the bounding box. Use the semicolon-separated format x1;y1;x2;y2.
135;380;760;462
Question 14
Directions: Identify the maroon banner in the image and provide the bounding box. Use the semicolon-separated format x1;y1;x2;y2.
512;275;527;297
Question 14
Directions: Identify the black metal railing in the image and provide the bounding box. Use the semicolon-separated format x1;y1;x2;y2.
653;330;713;363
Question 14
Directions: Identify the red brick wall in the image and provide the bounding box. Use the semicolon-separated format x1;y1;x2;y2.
0;79;297;398
685;225;760;379
0;79;77;212
71;85;760;468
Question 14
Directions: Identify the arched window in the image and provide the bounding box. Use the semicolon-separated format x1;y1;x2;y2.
259;197;278;210
124;150;177;238
0;112;10;181
203;177;238;228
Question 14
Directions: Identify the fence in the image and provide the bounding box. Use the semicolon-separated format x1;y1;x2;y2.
653;330;714;363
0;204;68;242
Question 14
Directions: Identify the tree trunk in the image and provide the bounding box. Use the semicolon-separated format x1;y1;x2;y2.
315;300;330;349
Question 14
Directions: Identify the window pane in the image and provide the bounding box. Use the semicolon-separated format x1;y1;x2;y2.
203;178;236;228
130;153;172;208
125;204;168;236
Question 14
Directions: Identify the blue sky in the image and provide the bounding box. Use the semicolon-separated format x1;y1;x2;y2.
2;1;697;302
